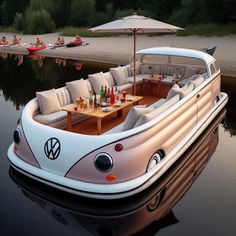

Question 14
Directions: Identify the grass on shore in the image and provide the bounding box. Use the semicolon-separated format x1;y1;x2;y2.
0;26;19;33
177;23;236;36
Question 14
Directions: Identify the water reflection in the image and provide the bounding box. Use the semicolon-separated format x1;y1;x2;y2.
28;54;45;67
9;110;225;236
0;52;8;60
15;54;24;66
0;53;116;109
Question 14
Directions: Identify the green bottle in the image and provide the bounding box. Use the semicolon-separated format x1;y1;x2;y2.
100;86;104;102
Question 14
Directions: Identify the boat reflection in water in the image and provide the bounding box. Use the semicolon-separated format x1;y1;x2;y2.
9;109;225;236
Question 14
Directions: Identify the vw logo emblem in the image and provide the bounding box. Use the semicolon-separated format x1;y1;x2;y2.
44;138;61;160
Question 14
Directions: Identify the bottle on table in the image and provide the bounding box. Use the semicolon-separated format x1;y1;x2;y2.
104;86;107;102
110;87;115;105
89;91;93;109
106;88;110;104
94;94;98;108
114;87;119;102
100;86;104;103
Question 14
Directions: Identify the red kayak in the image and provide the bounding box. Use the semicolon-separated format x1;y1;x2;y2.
27;44;46;53
66;38;83;47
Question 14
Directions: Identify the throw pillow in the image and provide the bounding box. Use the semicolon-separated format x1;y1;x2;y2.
88;72;110;95
110;67;127;86
180;83;194;98
122;106;153;131
66;79;90;101
191;75;204;88
36;89;61;115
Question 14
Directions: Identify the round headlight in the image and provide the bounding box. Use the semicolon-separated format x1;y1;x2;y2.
94;153;113;172
147;151;164;172
13;129;21;144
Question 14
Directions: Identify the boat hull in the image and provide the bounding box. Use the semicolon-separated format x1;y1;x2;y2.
27;44;46;53
7;92;228;199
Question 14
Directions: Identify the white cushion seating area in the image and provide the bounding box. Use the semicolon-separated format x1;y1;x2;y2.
34;63;205;129
122;63;206;87
34;80;91;128
105;76;204;134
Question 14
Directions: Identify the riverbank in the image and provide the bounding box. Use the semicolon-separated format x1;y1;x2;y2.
1;32;236;76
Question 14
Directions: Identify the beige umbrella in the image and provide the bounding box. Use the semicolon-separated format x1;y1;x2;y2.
90;14;183;95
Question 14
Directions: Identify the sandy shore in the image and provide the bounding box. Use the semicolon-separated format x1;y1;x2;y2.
0;32;236;76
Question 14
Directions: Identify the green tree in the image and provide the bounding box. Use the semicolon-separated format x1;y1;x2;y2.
1;0;29;25
139;0;181;21
25;8;55;34
69;0;95;26
169;0;235;25
0;0;3;24
112;0;138;10
95;0;110;11
52;0;71;27
14;12;25;31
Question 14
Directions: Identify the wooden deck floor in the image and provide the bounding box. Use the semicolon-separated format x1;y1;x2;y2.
68;96;159;135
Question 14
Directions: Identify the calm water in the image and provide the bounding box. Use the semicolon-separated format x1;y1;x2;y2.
0;54;236;236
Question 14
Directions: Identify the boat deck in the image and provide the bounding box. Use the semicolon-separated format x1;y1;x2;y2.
68;96;159;135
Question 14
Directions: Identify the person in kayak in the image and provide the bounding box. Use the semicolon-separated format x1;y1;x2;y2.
60;37;65;45
54;36;65;46
74;35;82;44
0;36;9;45
35;37;42;47
12;35;21;45
54;37;61;46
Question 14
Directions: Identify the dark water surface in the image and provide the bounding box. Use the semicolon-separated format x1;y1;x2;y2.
0;54;236;236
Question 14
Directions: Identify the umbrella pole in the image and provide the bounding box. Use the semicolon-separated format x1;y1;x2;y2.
133;29;137;96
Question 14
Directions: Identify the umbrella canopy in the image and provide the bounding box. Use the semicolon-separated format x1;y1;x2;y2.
90;14;183;95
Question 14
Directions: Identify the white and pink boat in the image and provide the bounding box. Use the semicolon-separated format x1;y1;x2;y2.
7;47;228;199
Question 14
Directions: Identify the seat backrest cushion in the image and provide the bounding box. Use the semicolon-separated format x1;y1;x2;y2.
66;79;90;101
110;66;127;86
191;75;204;89
180;83;194;98
56;87;72;106
184;66;199;79
122;105;153;131
104;71;116;87
134;94;180;128
36;88;61;115
88;72;110;95
166;83;187;100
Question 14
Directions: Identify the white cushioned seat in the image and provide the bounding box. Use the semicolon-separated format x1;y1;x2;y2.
180;83;194;98
88;72;110;94
104;71;116;87
134;94;180;128
36;89;61;115
179;74;200;86
116;83;133;91
184;67;199;79
151;98;166;108
34;107;88;128
56;87;72;107
126;74;150;84
191;75;204;88
166;84;187;100
121;66;129;77
122;106;153;131
34;110;67;125
159;76;173;85
66;79;90;102
110;66;127;86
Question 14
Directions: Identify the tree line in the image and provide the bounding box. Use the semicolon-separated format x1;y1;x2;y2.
0;0;235;34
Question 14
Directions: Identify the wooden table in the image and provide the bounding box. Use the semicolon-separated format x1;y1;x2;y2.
63;95;143;135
